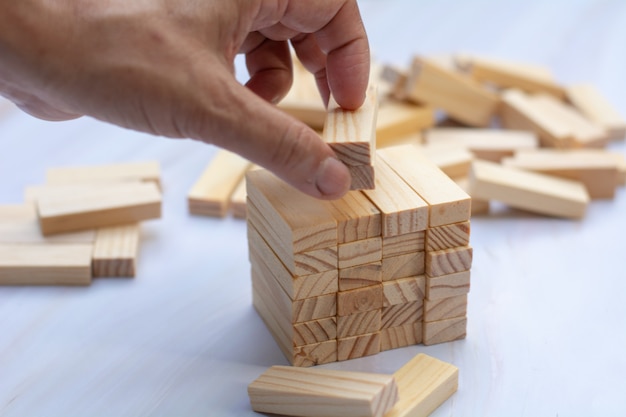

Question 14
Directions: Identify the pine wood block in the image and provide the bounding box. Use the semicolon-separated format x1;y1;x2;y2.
405;57;499;127
337;332;381;361
339;262;382;291
293;317;337;347
426;221;470;252
566;83;626;140
36;182;161;236
423;294;468;322
0;244;93;286
46;161;161;187
380;322;423;351
246;170;337;254
381;301;423;329
382;232;425;258
382;252;425;281
292;340;338;367
348;164;376;191
468;159;590;219
188;150;250;217
0;204;95;244
378;144;471;227
92;224;140;277
326;191;381;243
338;237;382;269
376;100;435;147
384;353;458;417
337;310;382;339
414;143;473;179
337;284;383;317
426;271;471;300
361;159;429;237
248;365;399;417
380;64;409;101
454;177;490;216
277;56;326;129
425;246;472;278
422;316;467;346
382;276;426;307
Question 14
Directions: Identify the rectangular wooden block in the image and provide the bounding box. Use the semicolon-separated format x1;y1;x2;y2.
348;164;376;191
426;221;470;252
278;58;326;129
414;143;473;180
337;310;382;339
566;83;626;140
454;177;490;216
0;244;93;285
376;100;435;148
92;224;140;277
382;231;425;258
382;276;426;307
382;252;425;281
337;284;383;317
248;365;399;417
423;294;468;322
381;301;423;329
422;316;467;346
339;262;382;291
378;144;471;227
425;246;473;278
426;271;471;300
36;182;162;236
326;191;381;243
46;161;161;187
293;317;337;347
337;332;381;361
338;237;382;269
292;340;338;367
469;159;590;219
229;176;248;219
384;353;458;417
361;158;429;237
380;322;423;352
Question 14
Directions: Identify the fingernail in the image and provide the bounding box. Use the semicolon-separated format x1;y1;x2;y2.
315;157;351;198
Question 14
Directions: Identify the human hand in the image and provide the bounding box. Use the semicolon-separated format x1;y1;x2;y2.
0;0;370;199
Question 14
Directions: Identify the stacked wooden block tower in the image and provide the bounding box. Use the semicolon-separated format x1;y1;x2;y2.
247;87;473;366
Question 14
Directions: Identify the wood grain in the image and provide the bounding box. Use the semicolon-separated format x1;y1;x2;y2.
382;231;425;258
423;294;468;322
380;322;423;351
293;317;337;347
381;301;423;329
422;316;467;346
337;284;383;317
425;246;473;278
92;224;140;277
426;221;470;252
337;332;381;361
338;237;382;269
326;191;381;243
426;270;471;300
382;276;426;307
339;262;382;291
381;252;425;281
337;310;382;339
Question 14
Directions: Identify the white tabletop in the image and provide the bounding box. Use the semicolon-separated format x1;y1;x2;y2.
1;1;625;416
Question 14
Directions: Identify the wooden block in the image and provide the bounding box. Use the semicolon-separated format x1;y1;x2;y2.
293;317;337;347
337;284;383;317
423;294;468;322
338;237;382;269
384;353;458;417
326;191;381;244
454;177;490;216
337;332;381;361
376;100;435;147
422;316;467;346
426;221;470;252
382;252;425;281
188;150;250;217
382;276;426;307
426;271;471;300
361;158;429;237
469;159;590;219
413;143;473;179
0;244;93;285
348;164;376;191
277;56;326;129
382;232;425;258
379;64;409;101
229;176;248;219
425;246;472;278
380;322;423;351
339;262;382;291
381;301;423;329
292;340;338;367
248;365;399;417
92;224;140;277
405;57;499;127
46;161;161;187
378;144;471;227
36;182;162;236
337;310;382;339
566;83;626;140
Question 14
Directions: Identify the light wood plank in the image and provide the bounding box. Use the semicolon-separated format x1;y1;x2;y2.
339;262;382;291
426;221;471;252
422;316;467;346
381;301;423;329
326;191;381;243
423;294;468;322
338;237;382;269
337;284;383;317
566;83;626;140
426;271;471;300
380;323;423;352
381;252;425;282
382;276;426;307
92;224;140;277
414;143;473;179
425;246;473;278
382;231;426;259
376;100;435;148
454;177;490;216
46;161;161;187
337;332;381;361
337;310;382;339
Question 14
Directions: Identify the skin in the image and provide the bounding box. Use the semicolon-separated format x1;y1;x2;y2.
0;0;370;199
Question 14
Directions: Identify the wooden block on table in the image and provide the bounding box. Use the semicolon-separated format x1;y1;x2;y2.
381;301;423;329
339;262;382;291
426;221;470;252
566;83;626;140
337;284;383;317
46;161;161;187
248;365;398;417
376;100;435;147
426;270;471;300
382;252;425;281
361;158;429;237
378;144;471;227
338;332;381;361
414;143;473;179
188;150;250;217
382;276;426;307
36;182;161;236
382;231;425;258
338;237;382;269
468;159;590;219
422;316;467;346
423;294;468;322
337;310;382;339
380;322;423;351
326;191;381;243
92;224;140;277
0;244;93;285
293;317;337;347
425;246;473;278
404;57;499;127
384;353;458;417
454;177;490;215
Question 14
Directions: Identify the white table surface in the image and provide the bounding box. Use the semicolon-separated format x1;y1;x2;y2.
1;1;626;416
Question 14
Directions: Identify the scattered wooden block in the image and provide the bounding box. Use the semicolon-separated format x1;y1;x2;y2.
338;237;382;269
381;301;423;329
293;317;337;347
379;64;409;101
423;294;468;322
188;149;251;217
454;177;490;215
0;244;93;286
566;83;626;140
337;310;382;339
426;271;471;300
380;322;423;351
337;332;382;361
248;365;398;417
376;100;435;147
426;221;470;252
382;231;426;259
339;262;382;291
230;176;248;219
414;143;473;179
468;159;590;219
384;353;458;417
337;284;383;317
382;276;426;307
36;182;162;235
425;246;473;278
381;252;425;281
326;191;382;243
46;161;161;187
422;316;467;346
92;224;140;277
